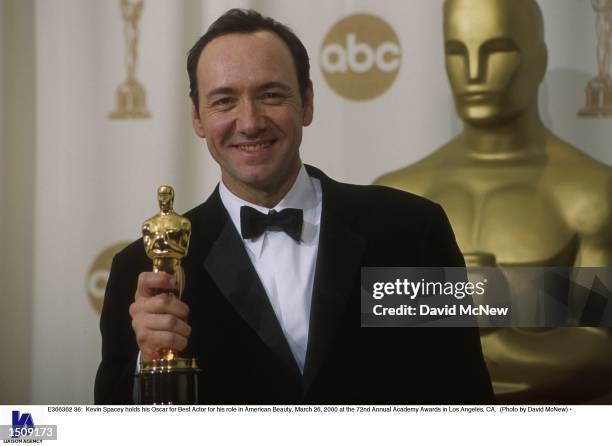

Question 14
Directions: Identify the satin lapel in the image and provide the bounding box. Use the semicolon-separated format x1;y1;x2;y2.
203;216;301;377
302;168;366;391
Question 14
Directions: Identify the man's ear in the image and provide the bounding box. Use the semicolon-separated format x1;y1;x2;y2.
302;83;314;127
191;103;206;138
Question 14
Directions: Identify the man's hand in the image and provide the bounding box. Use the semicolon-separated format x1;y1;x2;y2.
129;272;191;362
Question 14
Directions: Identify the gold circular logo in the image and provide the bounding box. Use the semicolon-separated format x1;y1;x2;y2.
86;241;131;313
320;14;401;101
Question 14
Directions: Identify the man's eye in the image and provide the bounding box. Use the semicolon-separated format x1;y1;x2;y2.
212;97;235;108
261;92;285;103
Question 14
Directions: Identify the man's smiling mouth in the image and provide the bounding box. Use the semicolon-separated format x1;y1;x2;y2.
232;139;277;152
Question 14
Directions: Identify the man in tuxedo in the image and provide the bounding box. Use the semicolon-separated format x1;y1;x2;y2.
95;9;493;404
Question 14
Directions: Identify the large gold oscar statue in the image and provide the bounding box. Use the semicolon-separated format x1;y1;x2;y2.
375;0;612;403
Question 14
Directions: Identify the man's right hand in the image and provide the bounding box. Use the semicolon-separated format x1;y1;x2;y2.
129;272;191;362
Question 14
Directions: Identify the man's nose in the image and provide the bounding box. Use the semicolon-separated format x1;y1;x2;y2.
236;98;266;136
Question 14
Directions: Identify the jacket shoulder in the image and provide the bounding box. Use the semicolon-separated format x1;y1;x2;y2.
329;179;443;222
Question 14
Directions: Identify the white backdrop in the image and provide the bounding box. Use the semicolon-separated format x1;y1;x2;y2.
1;0;610;403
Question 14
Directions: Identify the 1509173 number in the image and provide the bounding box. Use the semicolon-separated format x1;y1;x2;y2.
9;426;55;438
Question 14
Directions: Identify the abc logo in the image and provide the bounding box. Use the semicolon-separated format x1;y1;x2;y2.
86;241;130;313
320;14;401;101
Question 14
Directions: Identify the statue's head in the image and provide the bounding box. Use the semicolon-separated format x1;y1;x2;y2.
157;185;174;212
443;0;547;127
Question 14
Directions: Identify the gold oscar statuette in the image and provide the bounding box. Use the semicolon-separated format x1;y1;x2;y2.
137;185;199;404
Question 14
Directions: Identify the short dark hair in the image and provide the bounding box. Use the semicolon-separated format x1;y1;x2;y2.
187;9;311;112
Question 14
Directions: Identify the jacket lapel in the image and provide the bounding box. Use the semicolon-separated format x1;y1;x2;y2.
197;188;301;377
190;170;366;391
302;167;366;391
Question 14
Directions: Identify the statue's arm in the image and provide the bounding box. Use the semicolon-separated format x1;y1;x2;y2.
570;171;612;267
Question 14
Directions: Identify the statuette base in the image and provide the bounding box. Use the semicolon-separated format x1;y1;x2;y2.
578;78;612;117
138;357;200;404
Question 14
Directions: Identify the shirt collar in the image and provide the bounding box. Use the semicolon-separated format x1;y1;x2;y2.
218;164;320;258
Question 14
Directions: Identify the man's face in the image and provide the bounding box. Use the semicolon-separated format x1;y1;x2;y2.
444;0;546;126
191;31;313;197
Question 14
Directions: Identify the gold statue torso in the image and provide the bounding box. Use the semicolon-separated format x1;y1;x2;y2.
142;213;191;262
424;150;576;267
376;132;612;402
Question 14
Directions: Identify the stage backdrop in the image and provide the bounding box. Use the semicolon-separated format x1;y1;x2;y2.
1;0;610;403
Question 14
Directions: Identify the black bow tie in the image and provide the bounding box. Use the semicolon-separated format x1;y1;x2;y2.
240;206;303;242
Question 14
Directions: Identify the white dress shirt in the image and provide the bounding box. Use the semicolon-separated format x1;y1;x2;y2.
219;165;322;373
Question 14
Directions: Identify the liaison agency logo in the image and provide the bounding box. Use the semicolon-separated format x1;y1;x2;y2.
320;13;402;101
1;410;57;442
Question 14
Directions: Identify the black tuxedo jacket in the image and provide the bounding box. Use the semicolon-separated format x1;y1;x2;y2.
95;166;493;404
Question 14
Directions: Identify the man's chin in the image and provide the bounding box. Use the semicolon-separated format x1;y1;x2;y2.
225;168;279;193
